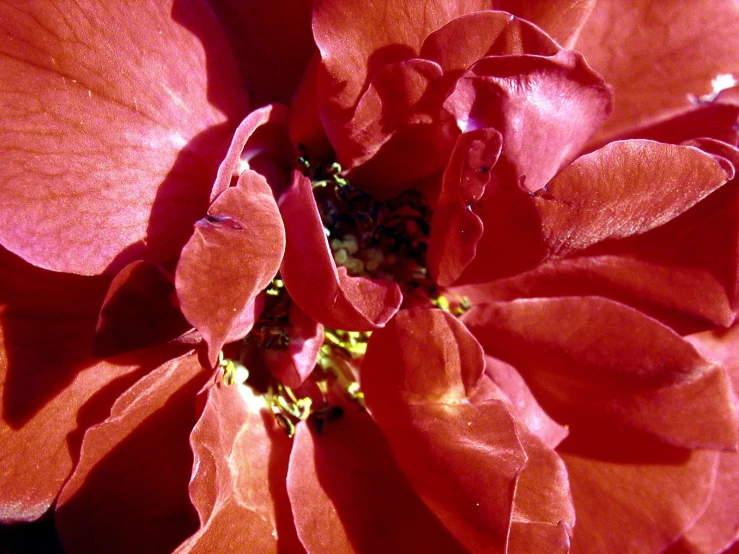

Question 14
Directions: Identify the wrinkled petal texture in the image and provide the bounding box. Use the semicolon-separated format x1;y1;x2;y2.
464;297;739;450
445;50;613;193
279;171;401;331
0;0;249;275
574;0;739;142
362;309;528;553
287;398;466;554
175;379;301;554
56;354;208;554
175;170;285;367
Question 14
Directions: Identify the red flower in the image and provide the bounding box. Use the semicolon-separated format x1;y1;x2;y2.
2;1;739;553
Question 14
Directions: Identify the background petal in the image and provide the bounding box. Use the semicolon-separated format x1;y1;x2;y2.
0;0;249;274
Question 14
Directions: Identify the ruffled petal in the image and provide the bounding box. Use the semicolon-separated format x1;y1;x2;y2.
0;248;184;522
175;170;285;367
427;128;502;286
464;297;739;449
361;309;528;552
574;0;739;142
559;434;719;554
55;354;208;554
287;398;466;553
94;261;191;358
279;171;401;331
444;50;613;193
174;378;301;554
0;0;249;275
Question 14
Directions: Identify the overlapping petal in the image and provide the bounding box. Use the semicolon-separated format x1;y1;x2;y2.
0;0;249;275
55;354;208;554
499;0;596;48
279;171;402;331
464;297;739;449
174;377;302;554
361;309;528;552
175;170;285;367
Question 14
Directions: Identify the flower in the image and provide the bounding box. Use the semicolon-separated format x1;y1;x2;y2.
2;1;739;554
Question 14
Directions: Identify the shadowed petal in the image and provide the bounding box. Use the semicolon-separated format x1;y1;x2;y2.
361;309;527;552
464;297;739;449
559;434;719;554
500;0;596;48
279;172;401;331
574;0;739;143
287;399;466;554
55;354;208;554
175;170;285;367
0;0;249;275
174;379;302;554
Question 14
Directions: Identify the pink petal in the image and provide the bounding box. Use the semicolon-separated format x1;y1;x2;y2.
55;354;208;554
175;170;286;367
484;356;569;449
264;303;324;389
209;104;290;201
287;399;466;553
559;435;719;554
0;248;182;522
0;0;249;275
444;50;613;193
174;378;301;554
312;0;493;161
94;261;191;358
532;140;733;257
499;0;597;48
573;0;739;143
420;11;560;74
361;309;528;552
279;171;401;331
464;297;739;449
205;0;314;106
665;451;739;554
427;128;502;286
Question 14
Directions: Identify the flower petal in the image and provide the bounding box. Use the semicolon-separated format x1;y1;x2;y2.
287;399;466;554
204;0;314;106
574;0;739;142
499;0;596;48
0;0;249;275
175;170;286;367
55;354;208;554
0;248;181;522
427;128;502;286
174;379;301;554
464;297;739;449
279;171;401;331
94;261;191;358
361;309;528;552
559;434;719;554
444;50;613;193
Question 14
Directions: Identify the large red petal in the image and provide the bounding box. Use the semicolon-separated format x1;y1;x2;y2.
0;248;185;522
55;354;207;554
427;128;502;286
559;434;719;554
175;170;285;367
174;379;301;554
0;0;249;275
574;0;739;143
361;309;527;552
444;50;613;193
279;171;401;331
287;400;466;553
464;297;739;450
